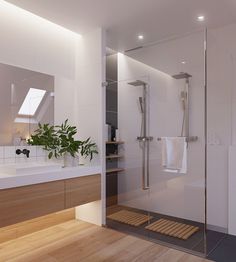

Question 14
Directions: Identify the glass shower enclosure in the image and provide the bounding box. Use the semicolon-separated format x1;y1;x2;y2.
105;30;225;257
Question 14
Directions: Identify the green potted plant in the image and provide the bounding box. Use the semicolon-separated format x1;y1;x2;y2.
27;123;60;159
28;120;98;167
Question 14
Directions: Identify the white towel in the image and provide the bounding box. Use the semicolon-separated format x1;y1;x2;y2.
161;137;187;173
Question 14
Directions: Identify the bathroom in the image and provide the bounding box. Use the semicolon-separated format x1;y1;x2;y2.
0;0;235;261
105;26;236;259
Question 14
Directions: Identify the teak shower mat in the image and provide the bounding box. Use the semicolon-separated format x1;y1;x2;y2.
145;218;199;240
107;210;151;227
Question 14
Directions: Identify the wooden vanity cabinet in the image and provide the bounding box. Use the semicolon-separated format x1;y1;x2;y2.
65;174;101;208
0;174;101;228
0;180;65;227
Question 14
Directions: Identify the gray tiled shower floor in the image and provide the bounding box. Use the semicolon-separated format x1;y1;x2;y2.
207;234;236;262
106;205;225;257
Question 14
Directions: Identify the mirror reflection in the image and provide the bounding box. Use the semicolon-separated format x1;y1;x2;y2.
0;63;54;146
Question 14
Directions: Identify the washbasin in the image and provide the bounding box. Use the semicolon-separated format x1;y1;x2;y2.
0;162;62;175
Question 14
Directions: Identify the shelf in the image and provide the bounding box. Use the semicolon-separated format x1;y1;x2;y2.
106;168;125;174
106;141;124;145
106;155;123;159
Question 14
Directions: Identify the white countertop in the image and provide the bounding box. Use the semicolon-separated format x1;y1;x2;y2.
0;165;102;190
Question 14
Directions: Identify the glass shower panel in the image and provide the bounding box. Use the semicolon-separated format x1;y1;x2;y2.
105;30;209;257
206;27;231;258
132;31;206;255
106;76;151;239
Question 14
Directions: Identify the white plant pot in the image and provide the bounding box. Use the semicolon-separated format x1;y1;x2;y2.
63;153;78;167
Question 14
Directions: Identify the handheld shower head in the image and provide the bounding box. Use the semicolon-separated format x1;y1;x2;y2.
139;97;144;113
181;91;186;110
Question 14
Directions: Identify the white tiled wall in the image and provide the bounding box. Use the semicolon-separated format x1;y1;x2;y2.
0;146;48;164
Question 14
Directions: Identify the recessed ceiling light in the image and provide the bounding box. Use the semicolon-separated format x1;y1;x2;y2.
181;61;186;64
138;35;144;40
197;15;205;22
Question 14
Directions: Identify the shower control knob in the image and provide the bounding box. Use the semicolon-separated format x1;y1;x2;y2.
137;136;153;141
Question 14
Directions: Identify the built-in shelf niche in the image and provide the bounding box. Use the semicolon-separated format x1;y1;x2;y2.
106;141;124;145
106;155;123;159
106;168;125;174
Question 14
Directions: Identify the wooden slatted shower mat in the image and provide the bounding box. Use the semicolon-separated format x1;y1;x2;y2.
145;218;199;240
107;210;152;226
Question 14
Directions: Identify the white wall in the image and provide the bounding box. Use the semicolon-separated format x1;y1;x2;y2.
75;28;105;166
0;1;105;225
0;1;78;79
54;77;76;125
0;1;105;158
208;23;236;233
75;28;106;225
0;0;80;127
117;31;206;223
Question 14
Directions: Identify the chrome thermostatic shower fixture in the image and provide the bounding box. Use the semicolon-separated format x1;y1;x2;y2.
172;72;198;143
128;80;153;190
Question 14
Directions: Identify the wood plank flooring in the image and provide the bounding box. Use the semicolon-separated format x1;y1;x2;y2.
0;209;75;244
0;220;213;262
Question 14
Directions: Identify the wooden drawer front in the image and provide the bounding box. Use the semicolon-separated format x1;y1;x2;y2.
0;181;65;227
65;174;101;208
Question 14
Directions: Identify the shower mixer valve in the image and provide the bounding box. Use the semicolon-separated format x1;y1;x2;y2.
137;136;153;141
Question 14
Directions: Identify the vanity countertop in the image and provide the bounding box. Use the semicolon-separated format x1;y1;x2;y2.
0;165;102;190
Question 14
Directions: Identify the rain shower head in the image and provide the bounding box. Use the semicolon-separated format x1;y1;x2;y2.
128;80;147;86
172;72;192;80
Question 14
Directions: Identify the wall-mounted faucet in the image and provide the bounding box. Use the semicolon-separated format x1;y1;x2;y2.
16;148;30;158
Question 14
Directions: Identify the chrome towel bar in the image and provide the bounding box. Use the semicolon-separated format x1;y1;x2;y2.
157;136;198;142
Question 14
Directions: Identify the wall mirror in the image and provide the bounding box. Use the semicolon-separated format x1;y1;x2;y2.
0;62;54;146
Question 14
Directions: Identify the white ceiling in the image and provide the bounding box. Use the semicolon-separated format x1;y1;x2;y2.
5;0;236;51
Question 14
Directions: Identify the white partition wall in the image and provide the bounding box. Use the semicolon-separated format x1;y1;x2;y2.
208;23;236;234
75;28;106;225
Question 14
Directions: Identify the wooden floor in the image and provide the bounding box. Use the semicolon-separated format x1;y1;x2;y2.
0;209;75;244
0;220;213;262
